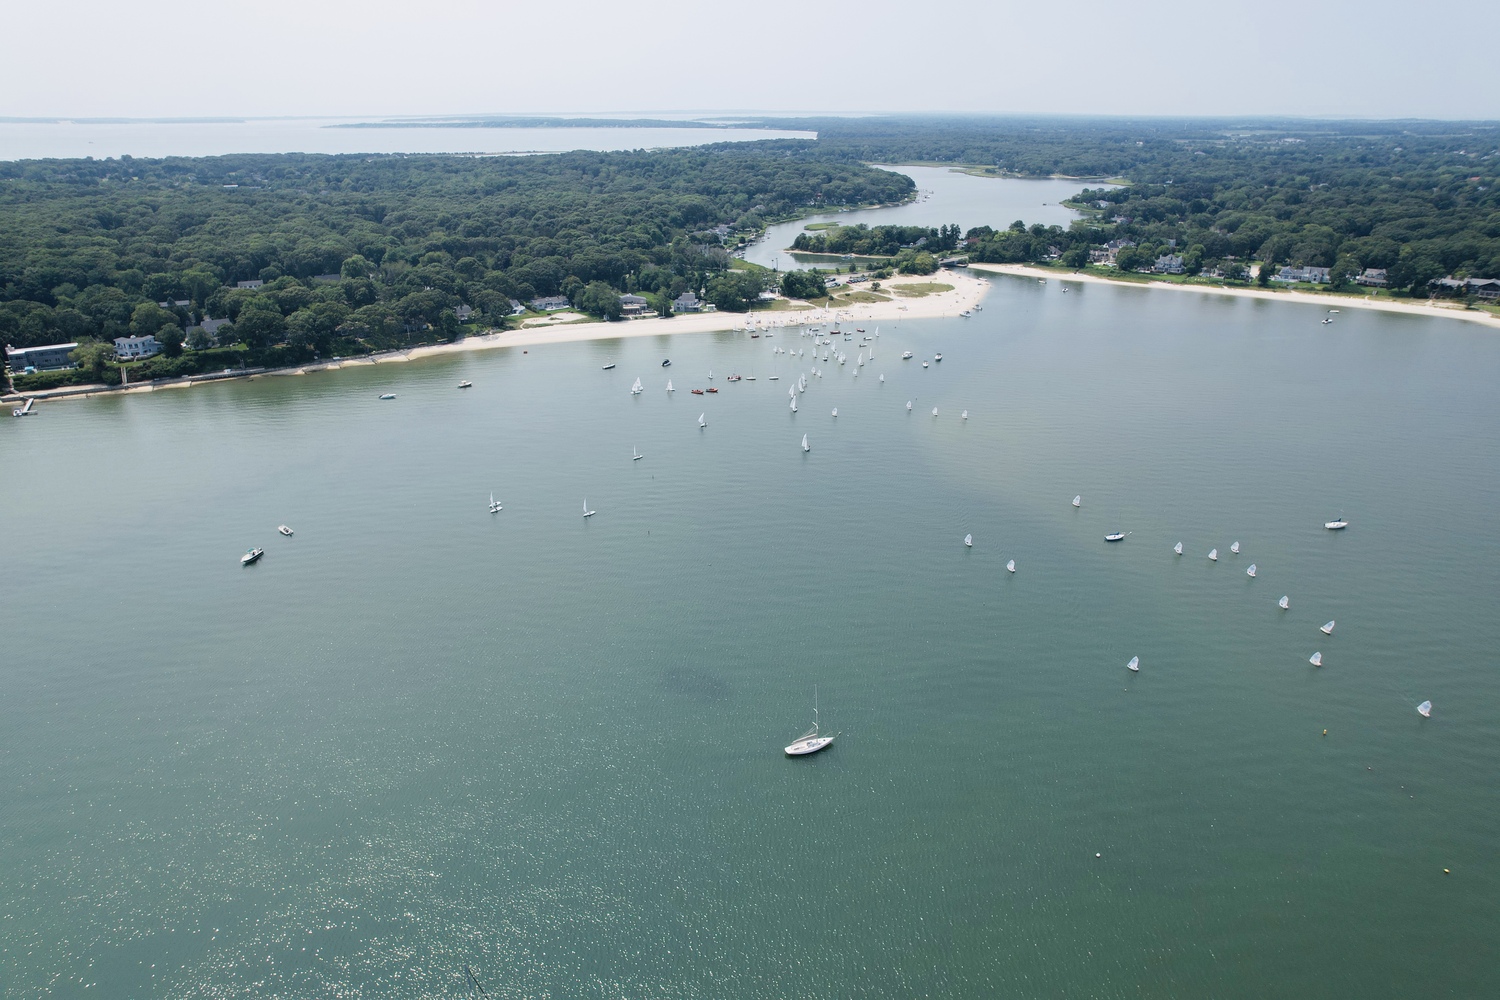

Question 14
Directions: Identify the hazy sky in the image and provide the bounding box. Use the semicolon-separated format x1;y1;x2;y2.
5;0;1496;120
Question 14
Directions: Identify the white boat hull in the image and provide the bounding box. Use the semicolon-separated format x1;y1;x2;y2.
785;735;836;755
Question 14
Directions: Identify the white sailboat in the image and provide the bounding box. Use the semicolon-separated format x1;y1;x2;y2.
964;534;973;548
931;407;938;416
906;401;912;411
1230;541;1241;554
698;413;707;428
790;397;797;412
489;492;502;513
1324;516;1349;530
1309;651;1323;667
582;499;596;518
633;445;642;461
831;408;838;417
1073;495;1082;508
1417;700;1432;718
1246;563;1257;577
1278;595;1290;610
667;379;674;392
1209;548;1218;561
1127;656;1140;672
708;369;713;380
1173;541;1183;555
802;433;809;453
1321;620;1335;635
784;687;837;756
631;377;643;395
1006;559;1016;573
961;410;968;420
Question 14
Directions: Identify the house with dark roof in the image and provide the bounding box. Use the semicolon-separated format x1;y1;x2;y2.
672;292;702;313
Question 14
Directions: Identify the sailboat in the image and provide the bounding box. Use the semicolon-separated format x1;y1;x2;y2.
1417;700;1432;718
790;397;797;412
1246;563;1257;577
802;433;809;452
831;408;838;417
698;413;706;428
1230;541;1241;554
1209;548;1218;561
879;374;885;383
964;534;973;548
1006;559;1016;573
906;401;912;411
667;379;674;392
631;377;643;395
961;410;968;420
1278;595;1290;610
784;687;837;756
1173;541;1183;555
708;369;714;380
1309;651;1323;667
1324;516;1349;530
489;492;503;513
931;407;938;416
632;446;642;461
1127;656;1140;672
1105;531;1129;542
1073;496;1082;508
582;499;596;518
1321;620;1335;635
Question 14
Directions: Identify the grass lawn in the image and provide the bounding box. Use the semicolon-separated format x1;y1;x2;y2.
828;290;891;305
889;282;954;297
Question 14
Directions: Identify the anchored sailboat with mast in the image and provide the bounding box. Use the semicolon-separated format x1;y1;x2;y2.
784;686;837;756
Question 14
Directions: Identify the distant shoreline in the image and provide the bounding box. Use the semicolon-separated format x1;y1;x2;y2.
967;263;1500;328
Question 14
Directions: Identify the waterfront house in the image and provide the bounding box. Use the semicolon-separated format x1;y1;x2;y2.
508;299;526;316
672;292;702;313
1433;276;1500;299
5;342;78;372
619;294;651;316
236;279;265;290
529;295;571;312
1356;268;1388;287
1273;265;1331;284
114;334;162;360
453;304;475;321
1154;254;1185;274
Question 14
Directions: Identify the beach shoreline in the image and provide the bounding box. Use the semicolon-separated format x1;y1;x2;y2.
4;274;988;405
967;263;1500;327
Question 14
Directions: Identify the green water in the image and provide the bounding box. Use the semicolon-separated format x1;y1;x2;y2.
4;278;1500;997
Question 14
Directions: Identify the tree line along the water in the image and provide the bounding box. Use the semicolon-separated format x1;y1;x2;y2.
0;147;914;384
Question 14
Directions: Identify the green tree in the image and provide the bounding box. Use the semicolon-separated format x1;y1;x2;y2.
780;270;826;300
1256;257;1275;287
899;251;937;275
157;323;185;358
235;303;286;349
573;281;623;320
69;341;114;380
130;302;177;337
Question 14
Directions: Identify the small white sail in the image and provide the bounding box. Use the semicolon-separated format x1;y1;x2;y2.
961;410;968;420
831;408;838;417
698;413;706;428
1209;548;1218;561
790;397;797;412
1279;595;1290;610
633;445;642;461
906;400;912;411
1321;620;1335;635
931;407;938;416
583;498;595;518
1073;495;1082;508
1173;542;1183;555
1309;651;1323;666
879;374;885;383
964;534;972;547
1230;541;1240;554
667;379;674;392
1417;700;1432;718
631;377;643;395
1006;559;1016;573
802;433;809;452
1246;563;1257;577
1127;656;1140;672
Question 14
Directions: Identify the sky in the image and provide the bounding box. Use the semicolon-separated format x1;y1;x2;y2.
4;0;1497;121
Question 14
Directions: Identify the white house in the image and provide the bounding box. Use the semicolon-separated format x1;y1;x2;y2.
114;334;162;360
672;292;702;313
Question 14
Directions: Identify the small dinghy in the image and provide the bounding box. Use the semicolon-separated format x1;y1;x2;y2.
661;359;671;367
379;393;396;400
1127;656;1140;673
1006;559;1015;573
1321;620;1335;635
667;379;674;392
1309;651;1323;667
906;401;912;411
1417;700;1432;718
802;434;809;453
632;445;643;461
582;499;596;518
1209;548;1218;561
277;525;294;536
1073;496;1082;508
879;374;885;382
790;397;797;412
1173;542;1183;555
964;534;973;548
1246;564;1257;578
1279;595;1290;610
922;361;929;368
698;413;707;428
1105;532;1129;542
458;380;472;388
931;407;938;416
831;408;838;417
1230;541;1240;554
961;410;968;420
631;377;643;395
601;364;615;370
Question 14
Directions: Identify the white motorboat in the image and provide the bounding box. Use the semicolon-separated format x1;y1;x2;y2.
1173;542;1183;555
802;434;809;453
784;688;837;756
1230;541;1240;554
277;525;293;536
1279;595;1290;610
902;351;913;359
934;353;942;362
1209;548;1218;561
458;380;472;388
1309;651;1323;667
922;361;929;368
1324;517;1349;530
1006;559;1016;573
1127;656;1139;672
633;446;643;461
379;393;396;400
602;363;616;370
1073;496;1082;508
1105;532;1129;542
1321;620;1335;635
1417;700;1432;718
583;499;596;518
241;547;263;565
1246;564;1257;577
964;534;972;548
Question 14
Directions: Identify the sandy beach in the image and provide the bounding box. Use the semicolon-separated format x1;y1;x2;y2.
968;263;1500;328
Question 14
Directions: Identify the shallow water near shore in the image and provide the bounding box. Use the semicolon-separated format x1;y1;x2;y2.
4;276;1500;997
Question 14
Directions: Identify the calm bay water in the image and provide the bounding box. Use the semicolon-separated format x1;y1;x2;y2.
0;119;814;161
4;277;1500;997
